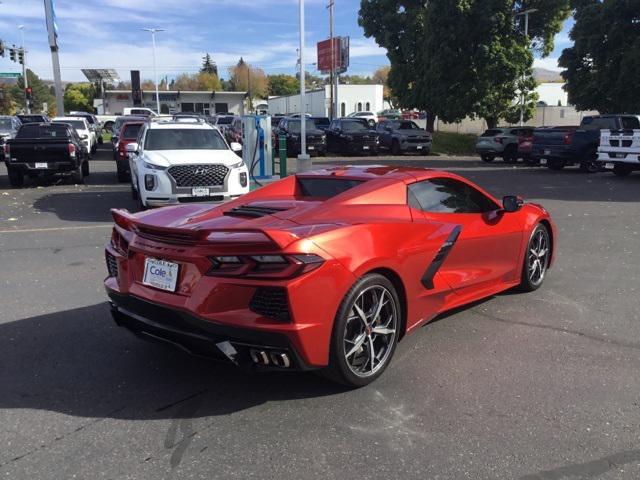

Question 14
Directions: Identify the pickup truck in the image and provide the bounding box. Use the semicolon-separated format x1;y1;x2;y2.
531;114;640;172
3;122;89;187
597;118;640;176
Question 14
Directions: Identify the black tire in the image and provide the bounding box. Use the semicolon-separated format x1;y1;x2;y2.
116;163;129;183
518;223;551;292
548;160;565;171
131;177;139;200
613;164;631;177
481;154;495;163
81;159;90;177
503;146;518;163
98;136;104;145
71;166;84;184
579;149;599;173
391;140;401;155
136;179;147;210
7;167;24;188
322;273;401;387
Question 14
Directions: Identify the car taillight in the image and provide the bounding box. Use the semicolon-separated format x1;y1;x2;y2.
3;143;9;160
563;132;573;145
494;136;503;144
110;227;130;255
206;253;324;279
68;143;76;158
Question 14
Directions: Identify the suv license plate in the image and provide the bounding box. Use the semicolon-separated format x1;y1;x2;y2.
143;258;179;292
192;187;210;197
605;163;615;169
544;149;551;155
616;153;625;159
308;146;315;150
363;145;370;150
417;145;423;150
540;158;547;165
35;162;48;169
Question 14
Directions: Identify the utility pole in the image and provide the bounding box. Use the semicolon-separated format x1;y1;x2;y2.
142;28;164;114
18;26;29;113
516;8;537;126
327;0;334;119
247;65;252;113
298;0;311;171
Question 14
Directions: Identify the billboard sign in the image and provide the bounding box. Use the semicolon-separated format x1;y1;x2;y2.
44;0;59;48
317;36;349;74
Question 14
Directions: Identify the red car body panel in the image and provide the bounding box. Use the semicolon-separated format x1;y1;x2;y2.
105;166;556;368
116;121;145;161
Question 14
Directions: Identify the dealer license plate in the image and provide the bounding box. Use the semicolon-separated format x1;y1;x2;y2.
616;153;625;159
192;187;210;197
417;145;423;150
544;149;551;155
308;146;315;150
605;163;615;169
363;145;370;150
35;162;48;169
540;158;547;165
142;258;179;292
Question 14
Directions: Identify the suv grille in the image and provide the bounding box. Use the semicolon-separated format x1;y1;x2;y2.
168;164;228;187
249;287;290;321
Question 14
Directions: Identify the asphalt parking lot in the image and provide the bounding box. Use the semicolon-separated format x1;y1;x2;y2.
1;145;639;479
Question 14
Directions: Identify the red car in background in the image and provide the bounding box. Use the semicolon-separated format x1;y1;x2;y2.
105;166;556;386
518;129;534;163
115;121;145;182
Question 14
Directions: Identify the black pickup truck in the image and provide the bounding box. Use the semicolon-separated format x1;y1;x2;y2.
531;114;640;172
4;122;89;187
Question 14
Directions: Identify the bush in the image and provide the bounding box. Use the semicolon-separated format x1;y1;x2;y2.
431;131;477;156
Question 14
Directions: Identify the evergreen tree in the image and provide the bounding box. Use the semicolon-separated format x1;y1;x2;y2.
201;53;218;76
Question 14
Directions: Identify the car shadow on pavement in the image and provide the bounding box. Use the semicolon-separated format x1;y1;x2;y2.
0;303;346;422
33;191;137;223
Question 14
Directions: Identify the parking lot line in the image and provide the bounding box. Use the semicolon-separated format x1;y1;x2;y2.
0;224;113;234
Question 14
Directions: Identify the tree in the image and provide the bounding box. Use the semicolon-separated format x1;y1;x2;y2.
196;72;222;91
0;85;17;115
63;83;96;112
140;79;156;90
559;0;640;113
10;69;56;114
201;53;218;76
338;75;373;85
228;58;268;98
359;0;570;130
268;74;299;96
372;66;395;105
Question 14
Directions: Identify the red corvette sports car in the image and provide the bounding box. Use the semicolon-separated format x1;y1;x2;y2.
105;166;556;386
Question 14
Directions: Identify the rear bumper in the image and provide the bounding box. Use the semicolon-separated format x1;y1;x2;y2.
597;151;640;164
108;292;314;371
5;160;81;173
530;146;576;163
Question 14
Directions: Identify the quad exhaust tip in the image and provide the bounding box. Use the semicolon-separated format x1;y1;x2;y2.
249;349;291;368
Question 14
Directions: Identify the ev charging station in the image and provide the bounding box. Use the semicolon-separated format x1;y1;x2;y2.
242;115;273;183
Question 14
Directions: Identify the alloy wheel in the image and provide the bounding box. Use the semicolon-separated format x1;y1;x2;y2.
528;228;550;286
343;285;398;377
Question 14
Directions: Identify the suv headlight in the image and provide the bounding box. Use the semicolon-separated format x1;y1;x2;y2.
143;162;167;171
230;160;245;169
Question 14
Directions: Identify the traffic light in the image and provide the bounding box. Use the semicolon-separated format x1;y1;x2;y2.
0;41;5;58
25;87;32;100
9;47;16;62
18;49;24;65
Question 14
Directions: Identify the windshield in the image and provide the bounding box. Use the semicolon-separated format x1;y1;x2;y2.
396;121;420;130
60;120;87;130
18;115;45;123
288;120;317;133
216;117;234;125
313;118;330;127
0;119;14;129
144;128;227;150
342;121;368;132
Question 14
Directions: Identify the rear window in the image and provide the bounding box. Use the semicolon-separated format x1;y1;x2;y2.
621;117;640;130
297;178;363;198
18;124;69;138
122;124;142;139
481;129;504;137
216;117;234;125
18;115;47;124
312;117;330;127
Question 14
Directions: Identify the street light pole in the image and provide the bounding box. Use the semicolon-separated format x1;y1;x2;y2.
18;25;29;114
327;0;334;119
298;0;311;171
142;28;164;114
516;8;537;126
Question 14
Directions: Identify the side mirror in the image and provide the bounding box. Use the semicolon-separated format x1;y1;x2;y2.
230;142;242;152
125;142;139;154
503;195;524;212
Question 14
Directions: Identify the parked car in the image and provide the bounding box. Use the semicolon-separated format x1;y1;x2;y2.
597;117;640;176
52;116;97;155
326;118;379;155
273;117;326;157
376;119;432;154
17;114;50;124
311;116;330;131
115;121;145;182
531;114;640;172
517;129;535;163
105;165;556;386
270;114;286;128
377;109;402;121
0;116;22;145
4;122;89;187
476;127;534;163
127;119;248;209
111;115;148;158
347;111;378;127
123;107;157;117
69;111;103;144
223;116;243;146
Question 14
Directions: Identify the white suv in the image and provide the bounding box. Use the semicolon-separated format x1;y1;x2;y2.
127;119;249;208
52;116;96;154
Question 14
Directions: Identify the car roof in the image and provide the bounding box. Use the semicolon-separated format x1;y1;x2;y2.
54;116;87;122
146;121;214;130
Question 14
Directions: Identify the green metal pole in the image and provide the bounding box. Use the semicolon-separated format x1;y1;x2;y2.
279;135;287;177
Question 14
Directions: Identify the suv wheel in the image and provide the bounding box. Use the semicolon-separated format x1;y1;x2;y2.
613;164;632;177
391;139;401;155
481;154;494;163
548;160;565;171
7;167;24;188
503;146;518;163
71;166;84;184
579;149;599;173
81;159;90;177
117;163;129;183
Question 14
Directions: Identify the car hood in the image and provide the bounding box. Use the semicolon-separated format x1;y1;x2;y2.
0;129;14;136
144;149;241;167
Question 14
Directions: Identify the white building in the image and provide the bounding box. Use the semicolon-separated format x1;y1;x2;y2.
268;84;384;117
103;90;247;116
536;82;569;107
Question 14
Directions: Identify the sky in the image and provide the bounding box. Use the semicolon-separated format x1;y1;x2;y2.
0;0;573;84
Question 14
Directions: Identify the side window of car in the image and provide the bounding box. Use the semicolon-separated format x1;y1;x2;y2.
621;117;640;130
408;178;498;214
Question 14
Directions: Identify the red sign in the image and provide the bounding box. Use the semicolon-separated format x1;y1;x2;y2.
317;38;341;73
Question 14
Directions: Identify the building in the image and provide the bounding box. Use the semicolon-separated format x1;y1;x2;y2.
103;90;247;116
268;84;384;117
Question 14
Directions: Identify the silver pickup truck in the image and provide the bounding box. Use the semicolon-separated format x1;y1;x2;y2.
597;116;640;176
